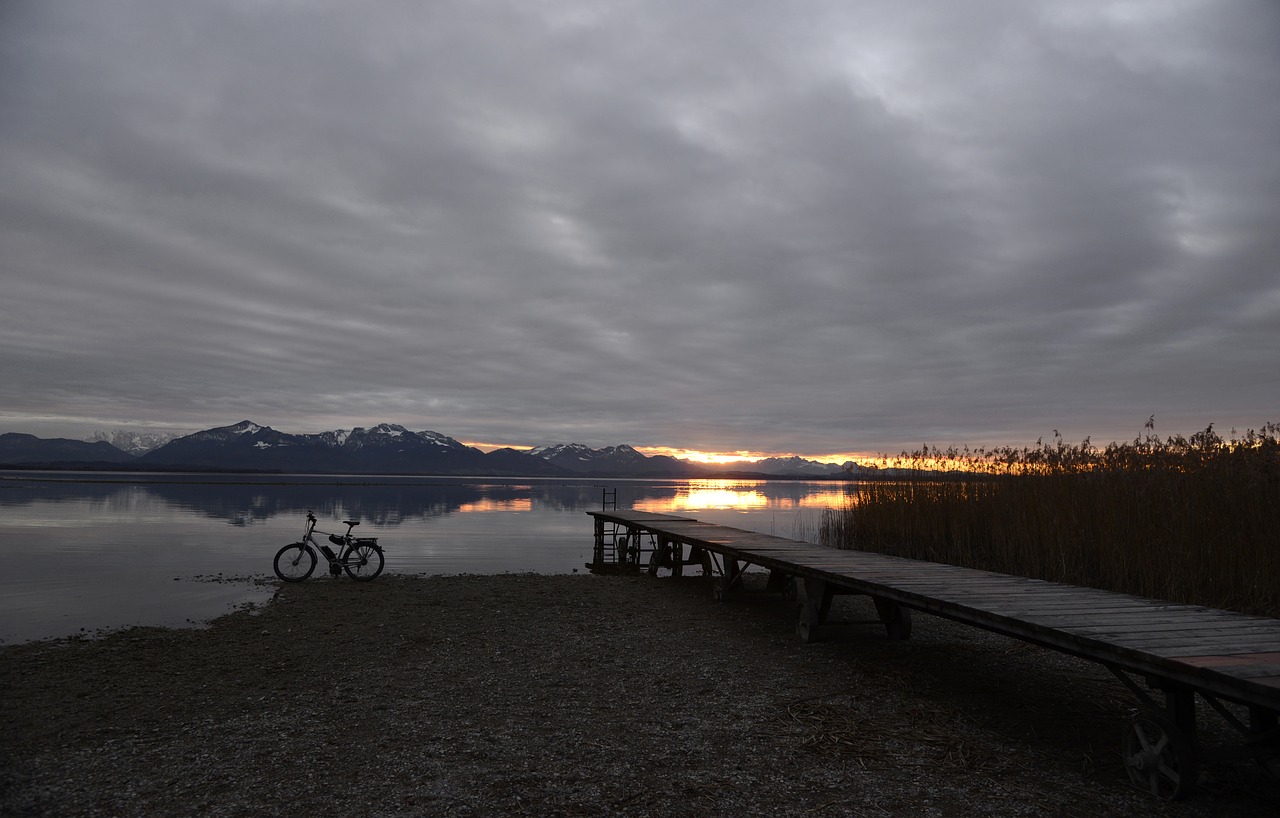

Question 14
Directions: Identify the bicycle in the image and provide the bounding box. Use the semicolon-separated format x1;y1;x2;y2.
273;512;385;582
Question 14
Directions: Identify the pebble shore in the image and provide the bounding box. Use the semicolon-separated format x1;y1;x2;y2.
1;573;1276;816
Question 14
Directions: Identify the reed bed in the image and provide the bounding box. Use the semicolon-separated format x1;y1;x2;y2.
820;420;1280;617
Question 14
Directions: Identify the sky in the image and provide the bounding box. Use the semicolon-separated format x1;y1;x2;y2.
2;0;1278;462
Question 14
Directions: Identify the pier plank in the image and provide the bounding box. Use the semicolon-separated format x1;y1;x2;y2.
587;510;1280;717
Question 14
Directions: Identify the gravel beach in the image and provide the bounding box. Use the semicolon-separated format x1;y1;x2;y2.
1;573;1276;817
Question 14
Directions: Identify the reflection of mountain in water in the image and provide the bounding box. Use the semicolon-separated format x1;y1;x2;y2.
0;475;851;527
0;480;571;526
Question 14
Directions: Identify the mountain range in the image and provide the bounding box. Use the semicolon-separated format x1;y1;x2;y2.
0;421;863;478
85;429;181;456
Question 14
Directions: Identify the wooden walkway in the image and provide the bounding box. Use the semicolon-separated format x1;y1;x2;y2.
588;509;1280;800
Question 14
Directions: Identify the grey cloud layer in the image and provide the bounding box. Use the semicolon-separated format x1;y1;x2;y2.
2;0;1277;453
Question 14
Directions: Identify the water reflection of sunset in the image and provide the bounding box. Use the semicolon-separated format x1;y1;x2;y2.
793;488;851;508
633;480;851;513
636;488;769;512
457;498;533;513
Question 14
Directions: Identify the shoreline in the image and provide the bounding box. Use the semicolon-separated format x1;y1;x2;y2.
0;575;278;646
2;573;1276;816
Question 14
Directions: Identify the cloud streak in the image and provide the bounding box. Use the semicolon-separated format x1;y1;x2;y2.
2;0;1278;456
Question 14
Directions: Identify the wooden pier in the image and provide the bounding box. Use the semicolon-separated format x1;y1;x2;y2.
588;509;1280;801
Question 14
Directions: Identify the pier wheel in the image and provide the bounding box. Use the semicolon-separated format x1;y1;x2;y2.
1122;714;1197;800
796;604;820;643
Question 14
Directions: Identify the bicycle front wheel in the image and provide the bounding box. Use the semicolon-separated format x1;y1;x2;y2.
274;543;317;582
343;543;384;581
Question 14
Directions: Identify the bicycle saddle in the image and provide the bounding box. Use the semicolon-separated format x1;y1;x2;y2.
343;520;360;527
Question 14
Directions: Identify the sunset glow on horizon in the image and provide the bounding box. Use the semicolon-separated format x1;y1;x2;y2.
623;446;878;466
461;440;876;467
457;443;1082;475
636;447;765;464
461;441;535;454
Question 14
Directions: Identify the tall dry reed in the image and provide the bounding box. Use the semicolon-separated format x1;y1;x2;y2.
820;420;1280;617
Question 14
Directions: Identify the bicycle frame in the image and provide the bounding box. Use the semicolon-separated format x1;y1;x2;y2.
300;512;378;575
269;511;385;583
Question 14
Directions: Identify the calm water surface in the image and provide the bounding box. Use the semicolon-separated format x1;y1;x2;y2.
0;472;852;643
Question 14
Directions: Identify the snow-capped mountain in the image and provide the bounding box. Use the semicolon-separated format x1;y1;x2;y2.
139;421;564;475
139;421;324;470
86;429;182;456
340;424;464;453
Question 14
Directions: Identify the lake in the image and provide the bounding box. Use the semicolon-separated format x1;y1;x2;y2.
0;472;852;644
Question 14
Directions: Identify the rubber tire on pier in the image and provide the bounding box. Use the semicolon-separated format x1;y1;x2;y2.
793;577;831;643
343;543;385;581
1122;714;1198;800
796;603;821;643
274;543;317;582
648;542;674;575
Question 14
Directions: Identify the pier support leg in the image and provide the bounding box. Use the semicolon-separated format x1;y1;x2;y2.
725;557;743;590
795;578;833;643
765;569;789;594
1163;683;1198;746
1250;708;1280;782
713;556;746;602
873;597;913;641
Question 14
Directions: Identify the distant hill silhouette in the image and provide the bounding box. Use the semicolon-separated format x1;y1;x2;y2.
0;432;134;467
2;421;876;478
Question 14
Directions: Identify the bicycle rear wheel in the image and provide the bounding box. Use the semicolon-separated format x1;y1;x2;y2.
343;543;384;581
274;543;317;582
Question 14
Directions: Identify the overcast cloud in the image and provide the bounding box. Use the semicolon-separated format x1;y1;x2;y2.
2;0;1277;458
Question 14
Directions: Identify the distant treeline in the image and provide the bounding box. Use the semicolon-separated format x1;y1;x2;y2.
820;420;1280;617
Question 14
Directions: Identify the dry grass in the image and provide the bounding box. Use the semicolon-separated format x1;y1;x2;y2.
821;420;1280;617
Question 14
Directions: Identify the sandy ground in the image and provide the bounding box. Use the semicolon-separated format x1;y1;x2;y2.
1;572;1277;817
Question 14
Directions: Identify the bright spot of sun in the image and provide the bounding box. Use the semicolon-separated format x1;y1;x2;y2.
636;446;765;464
